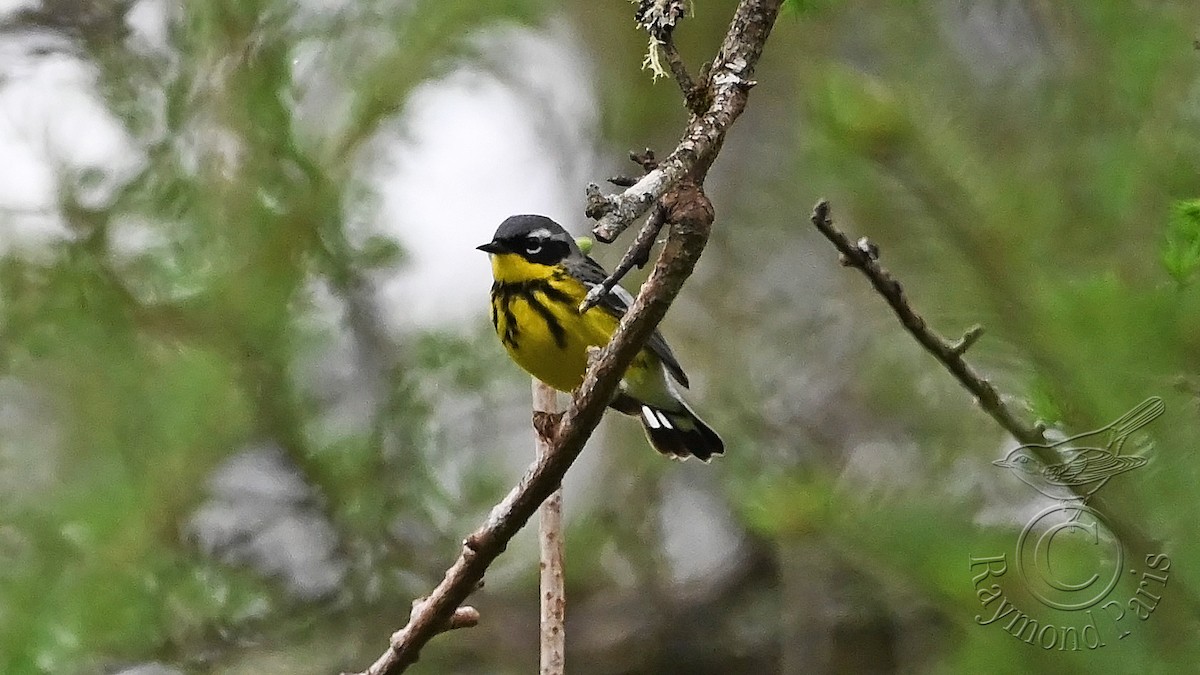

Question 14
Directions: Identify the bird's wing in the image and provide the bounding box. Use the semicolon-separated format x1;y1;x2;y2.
569;255;691;388
1045;449;1147;485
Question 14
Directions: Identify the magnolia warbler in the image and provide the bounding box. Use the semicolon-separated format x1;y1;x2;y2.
478;214;724;461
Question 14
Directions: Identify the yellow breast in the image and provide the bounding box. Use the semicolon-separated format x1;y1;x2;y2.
487;253;653;393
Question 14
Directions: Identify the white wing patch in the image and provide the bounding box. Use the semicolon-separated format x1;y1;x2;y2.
608;283;637;308
642;405;661;429
641;405;675;430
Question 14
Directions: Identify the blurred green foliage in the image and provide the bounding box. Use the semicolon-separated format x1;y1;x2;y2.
1;0;544;671
1163;199;1200;286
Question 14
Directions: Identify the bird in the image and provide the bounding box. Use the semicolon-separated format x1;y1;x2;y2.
993;397;1163;503
477;214;724;461
992;446;1146;503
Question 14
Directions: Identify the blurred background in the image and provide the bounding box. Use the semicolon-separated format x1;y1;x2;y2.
1;0;1198;673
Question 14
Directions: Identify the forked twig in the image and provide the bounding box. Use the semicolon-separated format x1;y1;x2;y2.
579;206;666;313
809;199;1045;446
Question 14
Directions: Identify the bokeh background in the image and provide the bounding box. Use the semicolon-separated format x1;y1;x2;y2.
1;0;1199;673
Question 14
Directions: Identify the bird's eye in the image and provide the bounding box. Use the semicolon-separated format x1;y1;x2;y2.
526;242;542;255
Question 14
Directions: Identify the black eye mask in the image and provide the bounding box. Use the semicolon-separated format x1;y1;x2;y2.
512;237;570;265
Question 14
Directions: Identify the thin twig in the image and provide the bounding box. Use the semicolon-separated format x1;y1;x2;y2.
533;380;565;675
950;325;985;356
809;199;1045;446
579;206;666;313
588;0;782;243
810;199;1200;624
594;151;663;292
661;33;706;113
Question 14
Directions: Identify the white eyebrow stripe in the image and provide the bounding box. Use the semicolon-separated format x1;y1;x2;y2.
528;228;552;240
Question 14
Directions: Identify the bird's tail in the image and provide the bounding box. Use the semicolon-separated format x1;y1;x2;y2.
632;399;725;462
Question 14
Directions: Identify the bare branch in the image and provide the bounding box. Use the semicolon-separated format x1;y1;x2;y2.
579;206;665;313
533;380;566;675
590;0;783;243
661;33;706;113
809;200;1200;619
809;199;1045;445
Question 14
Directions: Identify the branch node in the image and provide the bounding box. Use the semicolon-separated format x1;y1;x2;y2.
808;198;1045;447
630;148;658;172
951;324;985;356
855;236;880;261
585;183;618;221
389;628;409;650
585;346;603;369
661;179;714;230
532;410;563;441
608;175;639;187
396;600;480;642
446;606;480;630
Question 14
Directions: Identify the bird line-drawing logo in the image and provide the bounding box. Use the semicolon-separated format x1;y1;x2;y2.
970;397;1170;651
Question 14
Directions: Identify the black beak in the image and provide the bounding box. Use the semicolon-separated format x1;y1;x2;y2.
476;240;503;254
